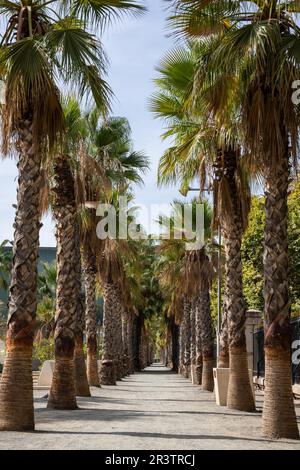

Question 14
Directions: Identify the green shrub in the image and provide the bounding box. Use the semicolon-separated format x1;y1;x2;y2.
33;339;55;367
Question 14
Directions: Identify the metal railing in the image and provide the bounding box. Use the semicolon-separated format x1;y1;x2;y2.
253;316;300;385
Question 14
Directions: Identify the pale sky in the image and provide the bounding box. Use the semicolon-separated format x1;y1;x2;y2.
0;0;180;247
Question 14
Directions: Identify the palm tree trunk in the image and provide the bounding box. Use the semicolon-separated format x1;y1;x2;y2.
122;311;130;376
74;226;90;397
133;315;141;371
74;325;90;397
142;330;148;369
218;282;229;368
127;312;135;374
100;282;119;385
190;302;197;383
83;247;100;387
165;325;172;367
221;149;255;412
146;335;150;366
171;321;179;372
183;298;191;378
139;327;146;369
224;230;254;411
195;300;203;385
179;322;185;375
114;294;124;380
262;159;299;439
197;288;214;391
47;155;77;410
0;119;41;430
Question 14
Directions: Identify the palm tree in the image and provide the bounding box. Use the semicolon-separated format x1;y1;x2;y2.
73;223;91;398
194;299;203;384
84;114;149;384
86;115;149;190
183;249;215;390
0;0;146;431
38;263;56;301
99;212;149;383
156;199;215;389
122;244;145;375
180;201;216;391
99;238;125;385
47;153;79;409
213;148;255;409
182;297;192;379
156;216;186;374
82;229;100;387
150;40;255;410
168;0;300;440
189;298;196;382
47;97;91;408
218;281;229;368
79;113;149;386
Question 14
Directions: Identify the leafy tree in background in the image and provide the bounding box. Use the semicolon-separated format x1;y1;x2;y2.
241;183;300;315
241;197;265;312
0;241;12;291
288;181;300;315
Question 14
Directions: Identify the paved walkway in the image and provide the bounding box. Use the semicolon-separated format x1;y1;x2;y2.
0;364;300;450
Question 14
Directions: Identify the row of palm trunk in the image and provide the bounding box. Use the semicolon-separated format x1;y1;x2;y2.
164;149;256;410
166;147;298;438
176;293;214;393
162;144;298;439
161;0;299;441
0;151;147;429
0;0;148;432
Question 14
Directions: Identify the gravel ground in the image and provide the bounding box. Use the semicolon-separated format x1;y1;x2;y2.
0;364;299;450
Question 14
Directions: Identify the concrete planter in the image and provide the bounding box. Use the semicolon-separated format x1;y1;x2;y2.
214;367;255;406
37;360;55;387
213;368;229;406
37;359;101;388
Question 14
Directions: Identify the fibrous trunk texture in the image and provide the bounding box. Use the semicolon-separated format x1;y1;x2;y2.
114;293;124;380
218;280;229;368
220;149;255;412
133;315;141;372
139;328;147;370
122;311;130;376
100;282;120;385
0;119;41;431
74;228;90;397
195;300;203;385
127;312;135;374
171;322;179;372
83;246;100;387
190;302;197;383
178;322;185;375
165;326;172;367
196;288;214;392
74;333;90;397
48;155;77;410
262;160;299;439
183;298;191;379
